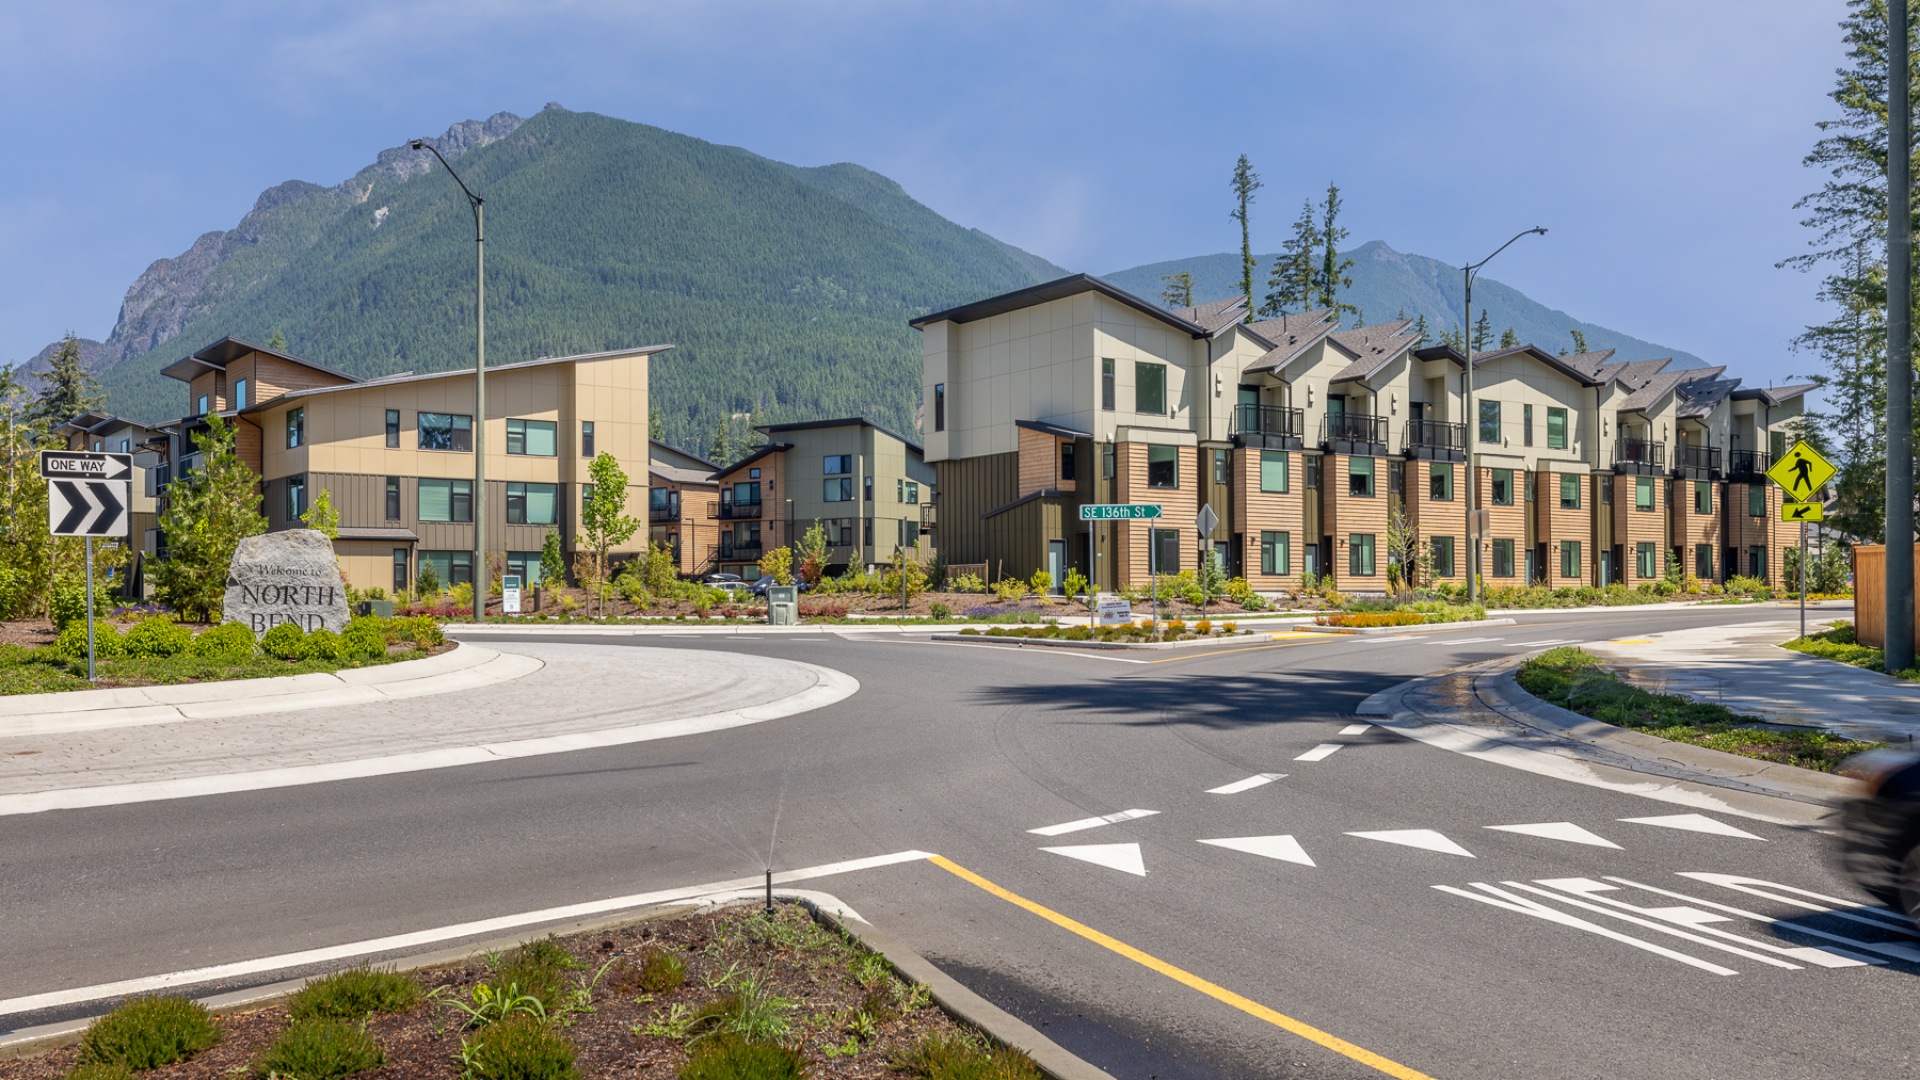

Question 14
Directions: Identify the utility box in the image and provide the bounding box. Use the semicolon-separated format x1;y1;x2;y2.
766;585;799;626
357;599;395;618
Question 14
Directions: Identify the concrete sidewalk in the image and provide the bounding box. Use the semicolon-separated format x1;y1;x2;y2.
1586;616;1920;743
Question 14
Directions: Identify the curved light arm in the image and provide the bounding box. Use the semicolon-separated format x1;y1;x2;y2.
409;139;484;212
1466;226;1547;285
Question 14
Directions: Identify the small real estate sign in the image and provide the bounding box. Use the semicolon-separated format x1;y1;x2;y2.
502;574;523;615
1095;593;1132;626
222;530;350;635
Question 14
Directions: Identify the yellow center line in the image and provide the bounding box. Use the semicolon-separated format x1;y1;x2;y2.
927;855;1437;1080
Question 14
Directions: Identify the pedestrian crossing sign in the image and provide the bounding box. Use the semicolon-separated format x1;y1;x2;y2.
1782;501;1824;523
1766;441;1836;502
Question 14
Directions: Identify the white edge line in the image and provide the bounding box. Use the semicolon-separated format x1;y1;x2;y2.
0;849;934;1019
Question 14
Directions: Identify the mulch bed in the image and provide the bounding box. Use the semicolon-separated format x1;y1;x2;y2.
1;903;984;1079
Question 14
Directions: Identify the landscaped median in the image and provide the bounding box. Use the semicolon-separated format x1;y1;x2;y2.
1782;620;1920;682
1514;646;1880;772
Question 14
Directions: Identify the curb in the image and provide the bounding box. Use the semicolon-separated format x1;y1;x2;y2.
928;631;1274;652
1294;617;1517;637
0;889;1114;1080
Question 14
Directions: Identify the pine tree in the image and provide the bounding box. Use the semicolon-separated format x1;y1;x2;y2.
1160;271;1195;309
1411;313;1431;347
28;333;103;434
1313;183;1357;318
1441;325;1466;351
648;402;666;441
1569;328;1590;353
1471;311;1494;355
1499;326;1519;349
152;414;267;621
708;415;734;465
1228;155;1263;314
267;330;288;352
1260;200;1320;317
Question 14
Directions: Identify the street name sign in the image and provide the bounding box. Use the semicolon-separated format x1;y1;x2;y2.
1766;441;1836;503
1080;503;1162;521
39;450;132;481
47;478;128;537
1783;501;1825;523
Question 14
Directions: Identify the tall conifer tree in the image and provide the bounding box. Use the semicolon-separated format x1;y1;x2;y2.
28;334;103;434
1313;184;1357;319
1228;155;1263;314
1260;201;1320;318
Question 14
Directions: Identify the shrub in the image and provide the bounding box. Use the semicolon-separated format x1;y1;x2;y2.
1223;622;1238;634
392;615;445;647
888;1032;1043;1080
947;573;987;594
1028;570;1052;595
190;621;258;662
459;1014;577;1080
306;627;344;662
288;967;419;1022
679;1037;807;1080
1063;568;1089;598
487;937;579;1016
76;995;220;1071
1317;611;1427;627
1194;619;1212;635
253;1018;383;1080
1224;577;1256;604
53;620;124;662
340;618;388;662
122;616;192;659
992;579;1028;602
636;947;686;994
929;602;952;620
261;622;311;661
65;1063;133;1080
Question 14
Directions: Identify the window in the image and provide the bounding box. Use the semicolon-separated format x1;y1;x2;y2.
418;478;473;522
1388;460;1404;495
1101;443;1115;480
1260;450;1289;493
1260;531;1290;575
393;548;409;594
903;481;919;505
824;477;853;502
1349;456;1375;497
385;409;400;448
824;455;851;475
385;476;401;521
732;481;760;505
1491;468;1514;506
1695;543;1713;579
1560;473;1581;509
1523;404;1534;447
506;419;557;456
1063;443;1078;482
1101;359;1116;410
286;475;307;522
864;518;874;547
233;379;248;409
1212;448;1228;484
91;440;101;451
865;475;874;502
1749;545;1767;580
749;467;760;479
118;438;130;453
1770;430;1787;463
1431;536;1456;577
286;407;304;449
1636;476;1655;512
581;421;595;458
1748;485;1764;518
1601;477;1613;504
1147;445;1179;489
505;551;546;588
581;483;593;510
1694;481;1712;515
419;550;474;586
1304;455;1321;489
1135;362;1166;415
1349;534;1376;577
934;384;945;431
1429;463;1453;501
1637;542;1657;580
1548;407;1569;450
1525;469;1535;503
1560;540;1581;580
1479;400;1501;444
506;482;558;525
418;412;472;452
1493;539;1516;578
197;394;209;417
1151;528;1180;573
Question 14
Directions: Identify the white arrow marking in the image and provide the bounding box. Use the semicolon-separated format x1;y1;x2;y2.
1294;743;1343;761
1029;808;1158;836
1347;829;1475;857
1041;842;1146;876
1207;773;1285;795
1198;835;1315;866
1619;814;1765;841
1486;822;1622;848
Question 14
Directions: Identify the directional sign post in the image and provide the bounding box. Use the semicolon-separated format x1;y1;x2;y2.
41;451;133;681
1766;441;1836;640
1195;504;1220;605
1079;504;1164;627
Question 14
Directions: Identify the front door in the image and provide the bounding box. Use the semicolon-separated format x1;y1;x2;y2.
1047;540;1066;594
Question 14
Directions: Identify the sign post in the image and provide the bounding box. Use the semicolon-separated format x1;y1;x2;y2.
40;451;133;682
1766;441;1837;641
1195;504;1220;607
1079;504;1163;629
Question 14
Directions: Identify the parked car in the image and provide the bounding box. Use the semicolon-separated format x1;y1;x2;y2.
709;580;752;597
702;572;744;585
1836;749;1920;921
749;575;807;597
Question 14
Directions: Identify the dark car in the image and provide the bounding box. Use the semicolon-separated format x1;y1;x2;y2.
749;575;808;597
1837;750;1920;920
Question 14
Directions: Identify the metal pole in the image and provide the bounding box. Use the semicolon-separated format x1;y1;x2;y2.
1150;522;1159;633
1087;520;1095;615
1800;518;1808;640
474;199;488;622
1463;268;1477;604
1890;0;1916;672
84;536;95;682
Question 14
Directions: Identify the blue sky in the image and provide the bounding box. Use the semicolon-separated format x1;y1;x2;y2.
0;1;1850;388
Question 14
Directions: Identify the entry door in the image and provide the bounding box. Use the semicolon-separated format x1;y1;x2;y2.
1047;540;1066;593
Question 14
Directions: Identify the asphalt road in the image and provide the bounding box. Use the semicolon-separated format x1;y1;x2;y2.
6;603;1912;1079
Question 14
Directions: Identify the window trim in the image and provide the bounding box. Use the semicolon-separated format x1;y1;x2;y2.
1547;407;1568;451
1348;533;1376;577
1479;400;1501;445
1101;359;1116;411
385;409;401;448
933;383;946;431
285;475;307;522
1560;473;1581;510
384;476;401;521
1260;530;1290;576
1429;462;1453;502
417;477;474;523
505;481;560;526
285;407;305;450
1491;468;1514;507
1146;445;1180;490
417;412;473;453
581;420;595;458
1259;450;1289;494
1348;456;1375;498
1134;361;1167;416
505;418;558;457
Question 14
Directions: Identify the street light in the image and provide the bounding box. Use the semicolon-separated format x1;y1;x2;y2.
410;138;488;617
1461;226;1547;604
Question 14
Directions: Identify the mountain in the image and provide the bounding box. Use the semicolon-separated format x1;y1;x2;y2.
39;106;1066;451
1104;241;1707;368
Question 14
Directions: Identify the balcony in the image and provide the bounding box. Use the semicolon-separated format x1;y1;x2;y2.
1321;412;1389;456
1671;444;1722;480
919;501;937;533
1728;449;1768;481
1402;419;1466;462
716;499;762;521
719;540;763;562
650;504;680;523
1231;404;1305;451
1612;437;1665;475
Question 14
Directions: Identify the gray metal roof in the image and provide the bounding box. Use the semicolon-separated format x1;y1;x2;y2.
648;464;718;486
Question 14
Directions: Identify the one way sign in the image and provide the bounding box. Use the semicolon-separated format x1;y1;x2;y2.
39;450;132;481
48;479;128;538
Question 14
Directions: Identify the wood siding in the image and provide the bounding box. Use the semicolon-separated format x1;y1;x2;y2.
1670;476;1722;578
1535;470;1596;586
1115;443;1197;584
1406;460;1466;585
1477;467;1528;582
1322;453;1390;586
1726;482;1788;585
1612;475;1669;585
1017;426;1075;495
1233;447;1307;589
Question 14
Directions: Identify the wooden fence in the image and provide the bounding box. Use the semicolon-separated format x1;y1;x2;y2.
1853;544;1920;648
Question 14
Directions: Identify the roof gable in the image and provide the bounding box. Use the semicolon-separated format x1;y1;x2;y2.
909;274;1211;338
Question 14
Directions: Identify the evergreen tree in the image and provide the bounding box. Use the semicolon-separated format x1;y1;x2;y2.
1260;200;1319;318
1160;271;1195;310
1228;155;1263;314
267;330;288;351
152;415;267;621
28;333;103;434
1441;325;1466;351
648;402;666;441
1569;328;1590;353
708;415;734;465
1313;183;1357;318
1499;326;1519;349
1411;313;1432;347
1471;311;1494;355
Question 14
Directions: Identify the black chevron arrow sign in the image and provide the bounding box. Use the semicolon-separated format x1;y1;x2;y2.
49;479;128;538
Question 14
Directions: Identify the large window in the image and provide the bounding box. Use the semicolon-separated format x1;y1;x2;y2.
1749;545;1767;580
1636;476;1655;512
824;455;852;475
1523;404;1535;447
1547;407;1569;450
1135;362;1166;415
1695;543;1713;579
1479;400;1501;444
506;482;559;525
286;408;304;449
1429;463;1453;501
1491;468;1514;506
1749;485;1764;518
1560;473;1581;510
824;477;853;502
1101;359;1116;410
1151;528;1179;573
233;379;248;409
732;481;760;505
581;421;595;458
1260;531;1290;575
901;480;920;504
286;475;307;522
385;476;401;521
1349;533;1376;577
1147;445;1179;489
1349;456;1375;497
385;409;400;448
418;413;472;452
418;550;474;587
393;548;409;594
933;384;945;431
1431;536;1456;577
506;418;557;456
1063;444;1078;482
418;478;473;522
1637;542;1657;580
1260;450;1289;493
1492;538;1516;578
1212;448;1228;484
1560;540;1581;580
1694;481;1713;515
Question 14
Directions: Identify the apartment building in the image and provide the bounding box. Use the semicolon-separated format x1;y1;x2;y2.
56;412;166;595
708;418;935;579
913;274;1812;592
647;440;722;575
149;336;662;593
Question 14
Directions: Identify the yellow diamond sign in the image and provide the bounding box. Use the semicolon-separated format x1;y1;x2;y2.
1782;501;1824;523
1766;441;1836;502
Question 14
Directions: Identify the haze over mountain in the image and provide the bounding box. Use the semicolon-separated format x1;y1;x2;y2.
39;108;1708;456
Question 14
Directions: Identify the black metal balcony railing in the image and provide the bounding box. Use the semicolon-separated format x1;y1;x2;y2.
1728;449;1768;479
719;540;763;562
649;505;680;523
1612;437;1666;473
1230;404;1305;449
716;499;762;521
1402;419;1466;461
1321;412;1389;452
1673;444;1722;478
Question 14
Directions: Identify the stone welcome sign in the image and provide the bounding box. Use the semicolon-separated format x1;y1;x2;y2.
223;529;350;636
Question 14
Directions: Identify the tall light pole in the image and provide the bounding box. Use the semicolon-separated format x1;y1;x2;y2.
1462;226;1547;604
410;139;487;618
1887;0;1915;673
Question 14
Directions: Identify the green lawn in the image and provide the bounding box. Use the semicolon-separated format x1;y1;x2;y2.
0;640;429;695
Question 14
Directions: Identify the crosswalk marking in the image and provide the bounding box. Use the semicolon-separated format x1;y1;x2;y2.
1427;636;1501;645
1339;723;1372;736
1294;743;1343;762
1207;773;1286;795
1505;639;1577;648
1029;808;1159;837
